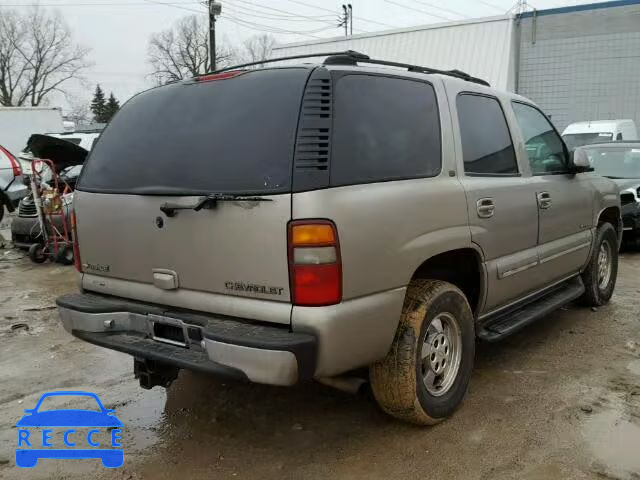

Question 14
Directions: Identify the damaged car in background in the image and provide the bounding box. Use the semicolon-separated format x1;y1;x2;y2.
0;143;28;224
578;142;640;248
11;134;93;250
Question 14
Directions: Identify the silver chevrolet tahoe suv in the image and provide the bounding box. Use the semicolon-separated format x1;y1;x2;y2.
56;52;621;425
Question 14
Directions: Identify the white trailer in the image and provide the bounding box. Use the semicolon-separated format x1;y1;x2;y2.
0;107;65;155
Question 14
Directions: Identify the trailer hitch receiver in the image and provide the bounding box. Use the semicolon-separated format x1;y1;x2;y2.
134;358;179;389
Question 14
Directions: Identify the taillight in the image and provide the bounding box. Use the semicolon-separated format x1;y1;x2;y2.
288;220;342;306
71;209;82;272
0;145;21;177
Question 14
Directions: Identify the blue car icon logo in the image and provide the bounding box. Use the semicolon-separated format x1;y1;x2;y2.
15;391;123;468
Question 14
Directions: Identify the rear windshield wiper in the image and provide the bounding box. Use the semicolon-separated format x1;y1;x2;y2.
160;193;272;217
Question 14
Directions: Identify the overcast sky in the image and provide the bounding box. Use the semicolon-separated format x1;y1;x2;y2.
1;0;601;113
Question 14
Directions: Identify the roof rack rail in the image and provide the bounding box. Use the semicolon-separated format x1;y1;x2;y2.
207;50;489;87
211;50;370;74
322;55;490;86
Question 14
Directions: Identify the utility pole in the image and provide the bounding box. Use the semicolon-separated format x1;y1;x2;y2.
339;4;352;37
209;0;222;71
341;5;348;37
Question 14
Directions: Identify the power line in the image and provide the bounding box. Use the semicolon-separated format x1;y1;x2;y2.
226;0;369;34
0;1;204;6
282;0;397;29
224;1;336;23
226;7;336;23
229;0;338;25
141;0;204;14
475;0;508;12
409;0;470;18
384;0;453;21
225;14;334;33
224;0;334;20
222;14;335;39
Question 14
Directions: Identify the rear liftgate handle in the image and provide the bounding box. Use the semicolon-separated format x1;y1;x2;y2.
477;198;495;218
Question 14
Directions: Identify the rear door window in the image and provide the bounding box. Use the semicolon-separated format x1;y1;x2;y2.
330;74;441;186
79;68;310;195
457;94;518;175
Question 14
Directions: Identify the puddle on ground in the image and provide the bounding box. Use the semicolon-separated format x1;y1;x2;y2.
582;409;640;478
114;388;167;452
627;359;640;376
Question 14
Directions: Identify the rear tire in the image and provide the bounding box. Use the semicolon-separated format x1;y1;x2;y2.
580;222;618;307
28;243;47;264
369;279;475;425
0;198;5;224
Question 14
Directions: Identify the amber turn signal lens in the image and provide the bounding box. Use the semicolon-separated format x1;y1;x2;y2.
291;224;336;246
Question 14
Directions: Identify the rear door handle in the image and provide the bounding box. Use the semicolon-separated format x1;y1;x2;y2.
537;192;552;209
477;198;495;218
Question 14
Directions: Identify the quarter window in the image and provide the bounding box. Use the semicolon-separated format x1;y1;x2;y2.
331;74;441;186
457;94;518;175
512;102;568;175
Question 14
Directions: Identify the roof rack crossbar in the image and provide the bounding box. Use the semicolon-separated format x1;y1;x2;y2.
210;50;370;74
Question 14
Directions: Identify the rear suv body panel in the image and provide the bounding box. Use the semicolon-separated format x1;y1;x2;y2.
75;191;293;324
73;68;314;324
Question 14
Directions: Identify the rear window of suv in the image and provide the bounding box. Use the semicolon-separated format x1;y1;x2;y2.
78;68;310;195
330;74;441;186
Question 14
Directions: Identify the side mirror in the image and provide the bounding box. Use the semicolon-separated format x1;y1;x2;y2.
570;148;594;173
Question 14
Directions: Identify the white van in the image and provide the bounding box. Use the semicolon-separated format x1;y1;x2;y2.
562;119;638;150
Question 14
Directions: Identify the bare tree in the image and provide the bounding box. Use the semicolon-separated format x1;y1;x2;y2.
65;94;91;126
243;34;276;66
0;7;91;106
148;15;234;85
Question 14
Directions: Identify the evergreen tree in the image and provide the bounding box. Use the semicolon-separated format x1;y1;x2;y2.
104;93;120;122
90;84;106;123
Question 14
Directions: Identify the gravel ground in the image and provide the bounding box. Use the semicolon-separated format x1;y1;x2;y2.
1;220;639;480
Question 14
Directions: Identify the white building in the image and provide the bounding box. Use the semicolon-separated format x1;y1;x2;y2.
274;15;517;90
273;0;640;131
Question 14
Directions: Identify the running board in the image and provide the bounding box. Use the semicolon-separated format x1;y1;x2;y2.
477;277;585;342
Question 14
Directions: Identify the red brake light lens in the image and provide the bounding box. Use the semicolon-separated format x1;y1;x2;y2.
291;264;341;306
196;71;244;83
288;220;342;306
0;145;21;177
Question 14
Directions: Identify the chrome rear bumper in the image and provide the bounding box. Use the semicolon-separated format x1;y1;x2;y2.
57;293;316;386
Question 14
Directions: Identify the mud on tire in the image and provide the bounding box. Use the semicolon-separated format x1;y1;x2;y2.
580;222;618;307
369;279;475;425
